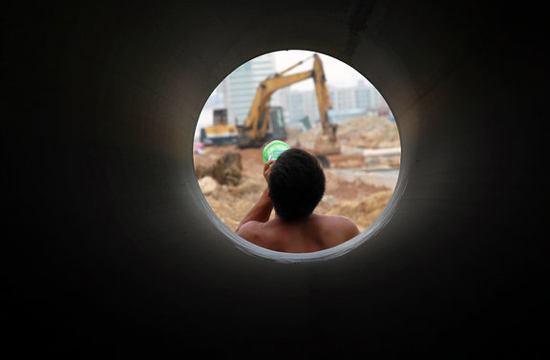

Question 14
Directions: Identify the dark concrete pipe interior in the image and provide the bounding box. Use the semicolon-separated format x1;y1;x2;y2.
7;0;546;355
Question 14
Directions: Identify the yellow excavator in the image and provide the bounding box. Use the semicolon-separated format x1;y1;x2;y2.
237;54;341;155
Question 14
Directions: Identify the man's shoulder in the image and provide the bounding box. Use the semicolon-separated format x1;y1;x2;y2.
236;220;264;238
315;213;356;225
314;214;360;237
236;220;281;249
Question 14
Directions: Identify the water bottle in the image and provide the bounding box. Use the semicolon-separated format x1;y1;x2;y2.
262;140;290;163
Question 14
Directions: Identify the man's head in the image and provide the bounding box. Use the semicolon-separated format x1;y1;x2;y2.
268;148;325;221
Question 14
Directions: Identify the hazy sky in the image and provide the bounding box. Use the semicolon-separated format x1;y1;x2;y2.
271;50;370;91
195;50;371;136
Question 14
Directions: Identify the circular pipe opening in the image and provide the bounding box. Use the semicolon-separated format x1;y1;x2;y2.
193;50;405;261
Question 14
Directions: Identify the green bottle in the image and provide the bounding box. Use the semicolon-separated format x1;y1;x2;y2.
262;140;291;163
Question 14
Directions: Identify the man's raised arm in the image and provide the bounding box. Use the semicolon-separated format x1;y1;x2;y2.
235;160;274;233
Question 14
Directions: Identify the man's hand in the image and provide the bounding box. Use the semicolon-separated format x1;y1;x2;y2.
263;160;275;184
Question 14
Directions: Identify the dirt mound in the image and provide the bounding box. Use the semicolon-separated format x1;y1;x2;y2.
318;190;394;231
289;116;400;149
195;151;242;186
200;174;268;230
338;116;400;149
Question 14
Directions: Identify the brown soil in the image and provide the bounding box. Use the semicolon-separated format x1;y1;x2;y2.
194;116;399;232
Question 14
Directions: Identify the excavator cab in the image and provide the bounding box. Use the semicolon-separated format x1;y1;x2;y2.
238;106;287;148
267;106;287;141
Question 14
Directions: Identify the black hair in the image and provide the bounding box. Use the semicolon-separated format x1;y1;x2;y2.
268;148;325;221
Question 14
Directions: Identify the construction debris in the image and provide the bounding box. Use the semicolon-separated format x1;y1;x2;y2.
198;176;218;195
195;151;242;186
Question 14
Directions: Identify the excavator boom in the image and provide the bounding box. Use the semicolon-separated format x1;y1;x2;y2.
312;54;340;155
238;54;341;155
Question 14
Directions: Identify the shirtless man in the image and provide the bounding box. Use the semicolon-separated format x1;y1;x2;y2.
236;148;360;253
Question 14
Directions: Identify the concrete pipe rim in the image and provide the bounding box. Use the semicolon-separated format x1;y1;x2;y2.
193;49;409;263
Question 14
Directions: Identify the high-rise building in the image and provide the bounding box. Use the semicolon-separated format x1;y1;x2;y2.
220;53;276;125
330;86;356;111
355;81;372;109
275;81;391;126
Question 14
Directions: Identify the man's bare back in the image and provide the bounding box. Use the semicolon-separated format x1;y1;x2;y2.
236;153;360;253
237;212;359;253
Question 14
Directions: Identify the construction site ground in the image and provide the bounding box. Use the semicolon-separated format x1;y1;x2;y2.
194;116;401;232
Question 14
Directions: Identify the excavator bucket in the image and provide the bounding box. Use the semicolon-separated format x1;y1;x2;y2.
313;123;341;155
237;126;264;148
313;135;341;155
